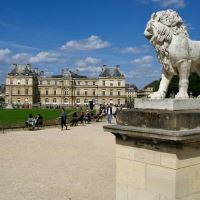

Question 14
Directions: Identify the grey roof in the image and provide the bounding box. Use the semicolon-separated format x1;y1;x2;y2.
143;80;159;89
99;66;124;78
125;83;138;90
8;64;36;76
52;68;87;78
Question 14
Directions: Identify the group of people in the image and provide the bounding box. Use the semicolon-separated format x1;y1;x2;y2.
98;104;119;124
59;108;94;131
26;105;120;131
25;114;43;129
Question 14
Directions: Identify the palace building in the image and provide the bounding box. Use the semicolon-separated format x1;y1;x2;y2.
5;64;126;107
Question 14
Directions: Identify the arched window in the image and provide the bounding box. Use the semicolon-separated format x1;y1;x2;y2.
84;98;88;104
53;98;57;103
64;98;69;104
45;98;49;103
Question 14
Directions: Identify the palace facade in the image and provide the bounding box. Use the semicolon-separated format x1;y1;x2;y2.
5;64;126;107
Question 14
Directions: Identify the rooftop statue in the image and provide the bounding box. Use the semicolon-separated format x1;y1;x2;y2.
144;9;200;99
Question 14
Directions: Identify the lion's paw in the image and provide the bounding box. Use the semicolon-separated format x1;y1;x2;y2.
148;92;165;99
175;91;189;99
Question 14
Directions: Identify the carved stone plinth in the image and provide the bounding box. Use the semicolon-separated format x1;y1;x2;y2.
104;99;200;200
6;104;13;109
134;99;200;111
116;108;200;131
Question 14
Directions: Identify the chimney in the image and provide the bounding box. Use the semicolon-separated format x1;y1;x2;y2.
116;65;120;69
102;65;106;71
39;71;44;77
12;63;17;69
26;64;31;71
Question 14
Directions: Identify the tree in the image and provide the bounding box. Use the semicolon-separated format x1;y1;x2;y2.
154;73;200;97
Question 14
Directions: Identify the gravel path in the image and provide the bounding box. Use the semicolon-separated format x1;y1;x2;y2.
0;122;115;200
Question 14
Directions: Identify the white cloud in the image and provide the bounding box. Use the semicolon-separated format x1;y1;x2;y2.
75;56;101;67
74;56;102;76
0;48;12;64
12;53;30;63
150;0;185;8
121;47;141;54
121;45;149;54
131;55;154;65
29;51;59;63
60;35;110;51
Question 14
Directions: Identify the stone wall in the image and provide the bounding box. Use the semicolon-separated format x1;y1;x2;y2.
116;138;200;200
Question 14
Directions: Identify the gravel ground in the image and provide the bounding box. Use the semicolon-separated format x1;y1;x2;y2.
0;122;116;200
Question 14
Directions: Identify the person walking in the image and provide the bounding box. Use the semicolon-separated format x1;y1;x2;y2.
106;104;113;124
60;107;67;130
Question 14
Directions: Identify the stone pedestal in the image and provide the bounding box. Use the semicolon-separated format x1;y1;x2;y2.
104;99;200;200
6;104;13;109
113;137;200;200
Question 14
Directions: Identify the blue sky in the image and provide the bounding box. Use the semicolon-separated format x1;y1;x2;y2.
0;0;199;88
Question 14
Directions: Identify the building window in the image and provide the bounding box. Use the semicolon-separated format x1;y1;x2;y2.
110;90;113;96
118;81;121;86
93;81;95;86
17;89;20;95
84;98;88;104
118;91;121;96
93;90;95;96
85;81;88;85
54;90;56;95
102;90;105;96
53;98;57;103
10;80;13;85
45;89;48;95
78;81;80;85
103;80;105;86
118;99;121;105
77;90;80;96
64;98;68;104
17;80;21;85
40;80;43;85
26;79;29;84
45;98;49;103
47;80;50;85
64;90;69;95
51;80;55;85
25;89;28;95
76;98;80;104
84;90;88;96
110;81;113;87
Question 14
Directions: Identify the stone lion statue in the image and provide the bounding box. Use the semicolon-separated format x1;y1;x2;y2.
144;9;200;99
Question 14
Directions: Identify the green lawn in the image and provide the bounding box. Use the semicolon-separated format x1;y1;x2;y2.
0;108;77;125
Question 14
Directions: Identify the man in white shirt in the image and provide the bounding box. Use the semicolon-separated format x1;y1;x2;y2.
106;104;113;124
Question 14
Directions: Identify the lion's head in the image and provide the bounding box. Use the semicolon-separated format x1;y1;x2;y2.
144;9;188;73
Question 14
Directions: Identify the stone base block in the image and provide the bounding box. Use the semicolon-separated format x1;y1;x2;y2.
117;109;200;130
115;138;200;200
134;99;200;111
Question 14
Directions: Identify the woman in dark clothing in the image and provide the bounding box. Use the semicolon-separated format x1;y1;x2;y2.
78;112;85;124
70;112;78;126
60;108;67;130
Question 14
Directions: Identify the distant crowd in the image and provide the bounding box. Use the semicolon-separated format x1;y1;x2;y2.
25;104;122;130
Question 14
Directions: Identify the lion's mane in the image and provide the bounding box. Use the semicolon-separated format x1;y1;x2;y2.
147;9;188;74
